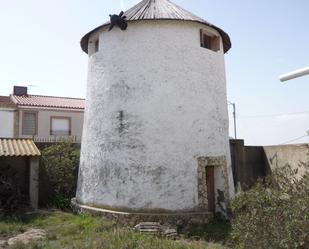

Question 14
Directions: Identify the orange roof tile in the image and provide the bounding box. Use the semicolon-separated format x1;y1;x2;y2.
11;95;85;110
0;96;16;107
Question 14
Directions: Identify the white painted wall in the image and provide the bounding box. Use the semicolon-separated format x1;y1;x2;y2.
0;108;15;138
77;20;234;212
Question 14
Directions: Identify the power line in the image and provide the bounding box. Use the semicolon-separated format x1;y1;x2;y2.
238;110;309;119
280;131;309;145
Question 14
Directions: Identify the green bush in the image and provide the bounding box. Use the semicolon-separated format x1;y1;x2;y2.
40;142;80;209
179;216;231;244
230;160;309;249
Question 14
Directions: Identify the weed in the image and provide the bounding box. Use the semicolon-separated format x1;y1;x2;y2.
0;211;227;249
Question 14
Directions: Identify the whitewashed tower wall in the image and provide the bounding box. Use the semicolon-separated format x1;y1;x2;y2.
77;20;234;212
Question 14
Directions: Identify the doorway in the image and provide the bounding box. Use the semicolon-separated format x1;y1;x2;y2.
197;156;228;213
206;166;215;213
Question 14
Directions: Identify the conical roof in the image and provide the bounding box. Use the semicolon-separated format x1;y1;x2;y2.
81;0;231;53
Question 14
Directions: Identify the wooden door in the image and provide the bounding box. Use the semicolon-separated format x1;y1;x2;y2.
206;166;215;213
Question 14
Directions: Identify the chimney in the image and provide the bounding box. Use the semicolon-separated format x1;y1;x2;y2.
13;86;28;96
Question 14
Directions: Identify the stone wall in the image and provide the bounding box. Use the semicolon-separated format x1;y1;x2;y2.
71;198;212;227
230;140;309;189
264;144;309;175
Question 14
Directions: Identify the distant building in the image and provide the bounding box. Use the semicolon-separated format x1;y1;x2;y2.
0;96;16;138
0;86;85;143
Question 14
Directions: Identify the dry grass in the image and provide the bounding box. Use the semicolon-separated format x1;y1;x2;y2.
0;211;228;249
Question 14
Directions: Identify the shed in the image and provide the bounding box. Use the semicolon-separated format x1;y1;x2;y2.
0;138;40;209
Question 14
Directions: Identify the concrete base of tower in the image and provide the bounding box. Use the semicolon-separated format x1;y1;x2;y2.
71;198;212;226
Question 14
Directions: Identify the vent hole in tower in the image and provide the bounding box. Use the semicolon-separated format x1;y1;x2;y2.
94;39;99;53
200;29;220;52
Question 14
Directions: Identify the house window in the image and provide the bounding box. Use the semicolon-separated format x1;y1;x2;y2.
22;112;37;135
50;117;71;136
200;30;220;52
94;39;99;53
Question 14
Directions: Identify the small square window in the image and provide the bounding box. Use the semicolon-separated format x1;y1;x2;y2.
200;30;220;52
50;117;71;136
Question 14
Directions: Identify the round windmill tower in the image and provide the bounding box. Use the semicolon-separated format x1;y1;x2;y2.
75;0;235;220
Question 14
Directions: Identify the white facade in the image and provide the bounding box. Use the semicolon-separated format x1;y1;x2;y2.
77;20;234;213
0;108;15;138
18;108;84;142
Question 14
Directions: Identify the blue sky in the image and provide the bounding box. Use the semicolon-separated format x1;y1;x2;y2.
0;0;308;145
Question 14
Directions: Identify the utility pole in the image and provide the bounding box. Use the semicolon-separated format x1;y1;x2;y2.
228;101;237;139
279;67;309;144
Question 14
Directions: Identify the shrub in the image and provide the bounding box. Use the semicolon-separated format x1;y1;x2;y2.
40;142;80;209
230;160;309;249
179;216;231;244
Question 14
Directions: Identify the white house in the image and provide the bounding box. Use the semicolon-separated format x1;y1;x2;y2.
0;96;16;138
0;86;85;143
76;0;235;218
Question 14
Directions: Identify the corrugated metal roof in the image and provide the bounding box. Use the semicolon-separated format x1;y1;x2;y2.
81;0;231;54
11;95;85;110
0;139;41;157
124;0;207;21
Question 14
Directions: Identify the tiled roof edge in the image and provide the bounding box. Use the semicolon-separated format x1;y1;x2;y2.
13;94;85;100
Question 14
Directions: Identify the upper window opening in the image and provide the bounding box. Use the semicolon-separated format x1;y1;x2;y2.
200;30;220;52
50;117;71;136
22;111;37;135
94;39;99;53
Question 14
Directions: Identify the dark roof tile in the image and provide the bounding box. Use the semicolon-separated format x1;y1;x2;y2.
11;95;85;110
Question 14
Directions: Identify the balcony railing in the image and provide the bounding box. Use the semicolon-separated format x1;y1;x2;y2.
32;135;81;143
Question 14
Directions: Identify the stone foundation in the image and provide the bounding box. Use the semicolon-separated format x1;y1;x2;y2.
71;198;212;226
